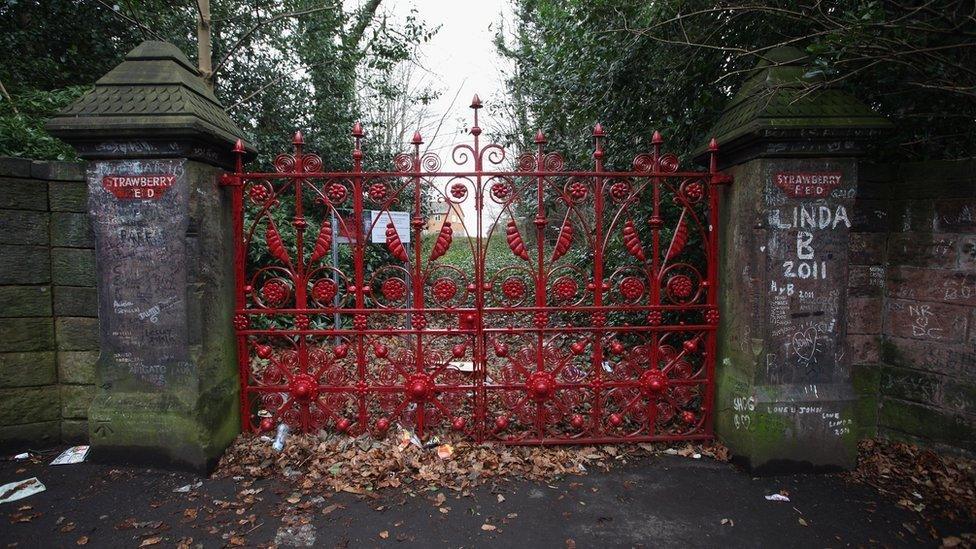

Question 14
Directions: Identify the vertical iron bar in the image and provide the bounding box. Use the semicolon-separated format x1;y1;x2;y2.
231;140;248;432
352;124;367;434
591;124;605;435
705;138;721;437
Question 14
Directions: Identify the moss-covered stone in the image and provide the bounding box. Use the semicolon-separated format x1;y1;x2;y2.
0;352;57;388
58;351;99;385
55;317;99;351
61;419;88;443
0;157;32;178
50;212;92;248
880;399;976;451
0;178;48;211
696;46;891;163
46;41;254;161
48;181;88;212
0;421;60;451
61;385;94;419
0;209;49;246
0;317;54;352
53;286;97;317
0;286;52;317
88;375;239;472
0;245;51;284
51;248;95;286
0;386;60;425
31;160;85;181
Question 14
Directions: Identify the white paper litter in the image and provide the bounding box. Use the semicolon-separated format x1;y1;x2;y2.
12;452;30;460
765;494;790;502
0;477;46;504
50;445;90;465
173;481;203;493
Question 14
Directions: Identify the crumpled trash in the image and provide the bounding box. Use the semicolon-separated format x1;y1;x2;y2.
0;478;46;504
11;452;31;461
765;494;790;502
273;424;291;452
436;444;454;460
396;428;422;451
173;481;203;493
274;522;316;547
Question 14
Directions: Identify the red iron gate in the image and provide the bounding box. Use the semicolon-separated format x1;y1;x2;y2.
222;97;729;444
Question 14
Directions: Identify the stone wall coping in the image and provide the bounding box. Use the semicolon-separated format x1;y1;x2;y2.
0;157;86;181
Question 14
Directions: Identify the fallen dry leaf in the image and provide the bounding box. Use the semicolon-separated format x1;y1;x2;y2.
848;439;976;526
481;524;497;531
213;431;729;502
798;518;809;527
139;537;161;547
379;530;389;539
76;536;89;546
497;494;505;503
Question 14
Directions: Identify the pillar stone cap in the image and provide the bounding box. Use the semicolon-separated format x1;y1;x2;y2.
696;46;892;166
46;40;254;166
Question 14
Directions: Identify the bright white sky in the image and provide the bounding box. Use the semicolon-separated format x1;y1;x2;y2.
386;0;512;232
387;0;512;158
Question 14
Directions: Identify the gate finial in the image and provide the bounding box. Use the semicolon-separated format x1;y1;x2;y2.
592;123;605;137
351;121;364;138
533;130;546;144
411;131;423;145
470;94;482;109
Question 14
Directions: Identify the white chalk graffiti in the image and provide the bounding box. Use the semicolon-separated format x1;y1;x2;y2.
909;304;943;339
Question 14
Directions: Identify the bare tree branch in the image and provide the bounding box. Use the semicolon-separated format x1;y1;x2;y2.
93;0;165;41
213;5;336;77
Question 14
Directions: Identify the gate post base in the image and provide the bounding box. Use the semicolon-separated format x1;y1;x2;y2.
716;368;860;473
46;41;254;472
87;378;239;473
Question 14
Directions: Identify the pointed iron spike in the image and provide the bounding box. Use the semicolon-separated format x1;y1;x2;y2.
592;122;605;137
709;137;719;151
352;121;364;137
652;130;663;144
534;129;546;144
411;131;423;145
233;139;245;153
470;94;482;109
293;130;305;145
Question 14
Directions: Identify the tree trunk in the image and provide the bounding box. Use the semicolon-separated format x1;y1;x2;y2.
197;0;214;90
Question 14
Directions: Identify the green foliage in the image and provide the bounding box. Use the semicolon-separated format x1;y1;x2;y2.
0;0;436;164
0;87;90;160
498;0;976;163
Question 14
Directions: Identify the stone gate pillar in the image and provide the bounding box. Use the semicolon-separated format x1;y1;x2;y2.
701;47;890;472
47;41;253;471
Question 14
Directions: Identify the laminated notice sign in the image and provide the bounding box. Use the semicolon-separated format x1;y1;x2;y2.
50;445;90;465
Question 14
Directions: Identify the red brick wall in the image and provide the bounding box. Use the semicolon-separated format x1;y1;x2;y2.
851;159;976;455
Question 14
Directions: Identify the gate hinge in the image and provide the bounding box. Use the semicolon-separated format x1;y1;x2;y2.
220;173;242;187
711;172;733;186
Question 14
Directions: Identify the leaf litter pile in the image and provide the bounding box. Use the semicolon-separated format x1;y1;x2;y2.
216;429;729;496
848;439;976;545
